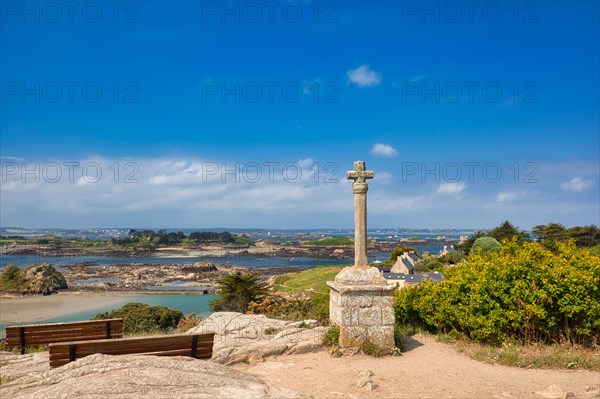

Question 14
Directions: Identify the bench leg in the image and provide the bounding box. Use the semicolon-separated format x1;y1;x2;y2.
19;327;25;355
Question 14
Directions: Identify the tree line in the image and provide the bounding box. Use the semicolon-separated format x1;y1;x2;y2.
110;229;252;246
456;221;600;255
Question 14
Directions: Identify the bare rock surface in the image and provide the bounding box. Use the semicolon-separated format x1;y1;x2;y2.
0;351;49;380
187;312;326;365
0;353;310;399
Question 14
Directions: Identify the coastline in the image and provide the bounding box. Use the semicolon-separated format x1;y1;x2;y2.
0;291;144;325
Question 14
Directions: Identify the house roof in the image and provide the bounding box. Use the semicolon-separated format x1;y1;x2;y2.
406;252;419;262
383;272;444;283
402;257;414;271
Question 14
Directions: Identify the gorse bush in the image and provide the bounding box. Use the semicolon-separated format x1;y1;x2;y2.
394;241;600;346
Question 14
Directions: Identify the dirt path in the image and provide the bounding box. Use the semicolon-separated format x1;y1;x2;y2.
234;334;600;399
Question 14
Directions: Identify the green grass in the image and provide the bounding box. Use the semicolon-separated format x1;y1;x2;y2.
272;265;348;295
453;340;600;371
0;239;29;244
304;237;354;246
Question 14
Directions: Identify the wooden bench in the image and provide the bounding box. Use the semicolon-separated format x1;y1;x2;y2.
6;319;123;354
48;333;215;368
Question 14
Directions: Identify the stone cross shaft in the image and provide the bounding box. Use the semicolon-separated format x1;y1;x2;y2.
346;161;374;268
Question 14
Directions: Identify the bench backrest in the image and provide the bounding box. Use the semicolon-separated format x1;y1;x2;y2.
48;333;215;368
6;319;123;354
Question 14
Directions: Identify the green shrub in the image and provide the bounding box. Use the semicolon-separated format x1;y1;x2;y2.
415;256;444;272
383;247;416;266
93;302;184;334
394;324;407;351
0;264;22;289
175;313;205;333
471;237;502;254
322;324;340;346
394;241;600;346
361;340;387;357
439;252;464;265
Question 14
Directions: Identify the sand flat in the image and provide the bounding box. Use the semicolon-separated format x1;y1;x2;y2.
0;291;142;324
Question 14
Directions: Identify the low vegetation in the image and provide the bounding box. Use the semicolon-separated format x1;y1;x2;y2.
395;240;600;347
459;341;600;371
92;303;184;335
272;265;345;295
0;263;67;294
248;265;348;324
175;313;205;333
0;264;23;290
361;340;389;357
247;294;329;324
322;324;340;346
304;236;354;246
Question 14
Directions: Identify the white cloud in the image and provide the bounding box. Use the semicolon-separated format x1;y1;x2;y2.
436;182;466;195
2;156;597;229
497;192;525;202
347;64;382;88
560;177;594;192
371;143;398;158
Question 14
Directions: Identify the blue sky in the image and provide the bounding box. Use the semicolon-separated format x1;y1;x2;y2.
1;0;599;230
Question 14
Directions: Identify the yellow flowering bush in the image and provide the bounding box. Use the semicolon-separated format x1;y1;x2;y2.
395;240;600;346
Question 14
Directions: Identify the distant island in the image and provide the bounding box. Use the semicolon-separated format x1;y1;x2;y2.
0;228;461;260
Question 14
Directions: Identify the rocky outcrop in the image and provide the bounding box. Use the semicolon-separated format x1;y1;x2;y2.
0;351;49;381
0;263;67;295
22;264;68;295
0;353;310;399
187;312;326;365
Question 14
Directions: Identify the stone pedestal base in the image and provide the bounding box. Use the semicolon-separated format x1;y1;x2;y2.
327;266;395;353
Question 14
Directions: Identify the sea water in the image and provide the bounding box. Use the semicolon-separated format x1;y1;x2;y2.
0;294;217;337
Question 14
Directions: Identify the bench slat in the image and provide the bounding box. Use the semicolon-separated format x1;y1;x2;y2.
48;333;214;368
49;342;214;358
5;319;123;352
9;327;124;340
6;319;123;334
8;329;124;342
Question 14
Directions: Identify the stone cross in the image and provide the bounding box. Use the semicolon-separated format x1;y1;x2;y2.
346;161;374;268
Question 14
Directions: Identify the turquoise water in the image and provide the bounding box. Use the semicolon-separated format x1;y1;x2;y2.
0;294;216;336
44;294;216;323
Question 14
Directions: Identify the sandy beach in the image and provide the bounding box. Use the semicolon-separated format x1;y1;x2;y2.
0;291;142;325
